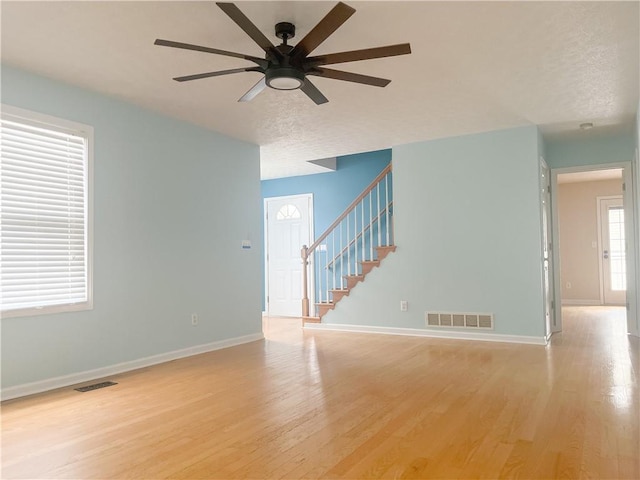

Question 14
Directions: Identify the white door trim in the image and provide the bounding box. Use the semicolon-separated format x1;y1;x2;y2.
551;162;637;335
263;194;314;316
623;164;638;335
539;157;555;339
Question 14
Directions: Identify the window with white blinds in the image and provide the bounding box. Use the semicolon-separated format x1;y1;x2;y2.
1;106;93;318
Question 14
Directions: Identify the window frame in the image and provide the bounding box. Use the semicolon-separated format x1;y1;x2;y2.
1;104;94;318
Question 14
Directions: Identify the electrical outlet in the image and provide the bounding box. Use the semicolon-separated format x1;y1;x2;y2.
191;313;198;326
400;300;408;312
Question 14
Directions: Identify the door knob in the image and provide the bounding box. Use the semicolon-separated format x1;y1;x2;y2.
603;250;609;259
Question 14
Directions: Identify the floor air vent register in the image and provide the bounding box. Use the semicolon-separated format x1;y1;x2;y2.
74;381;118;392
426;312;493;329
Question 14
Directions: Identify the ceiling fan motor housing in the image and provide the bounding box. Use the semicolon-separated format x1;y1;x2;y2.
265;40;305;90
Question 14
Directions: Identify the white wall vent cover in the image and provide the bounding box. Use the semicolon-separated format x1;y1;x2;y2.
425;312;494;330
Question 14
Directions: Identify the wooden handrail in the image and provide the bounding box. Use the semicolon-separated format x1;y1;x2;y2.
325;201;393;270
305;163;392;256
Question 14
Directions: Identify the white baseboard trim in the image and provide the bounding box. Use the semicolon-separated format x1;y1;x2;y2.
304;323;547;346
562;299;601;306
1;332;264;401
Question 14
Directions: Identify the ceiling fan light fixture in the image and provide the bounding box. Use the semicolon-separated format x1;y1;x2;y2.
265;67;305;90
157;2;411;104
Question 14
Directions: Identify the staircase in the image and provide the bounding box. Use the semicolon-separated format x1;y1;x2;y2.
301;164;395;323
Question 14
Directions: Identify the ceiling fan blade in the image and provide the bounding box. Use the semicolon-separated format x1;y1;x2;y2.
216;3;282;60
309;68;390;87
306;43;412;66
300;78;329;105
239;78;267;102
155;39;267;68
173;67;262;82
290;2;356;59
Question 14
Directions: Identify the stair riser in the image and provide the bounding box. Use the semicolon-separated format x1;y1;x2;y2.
331;291;349;303
345;276;364;289
360;261;380;275
317;305;334;317
376;245;397;261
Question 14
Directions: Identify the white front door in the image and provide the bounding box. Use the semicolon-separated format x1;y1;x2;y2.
265;195;313;317
599;196;626;305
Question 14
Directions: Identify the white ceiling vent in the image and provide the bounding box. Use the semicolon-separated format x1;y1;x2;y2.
426;312;493;330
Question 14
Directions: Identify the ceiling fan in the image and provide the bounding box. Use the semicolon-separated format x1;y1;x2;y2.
154;2;411;105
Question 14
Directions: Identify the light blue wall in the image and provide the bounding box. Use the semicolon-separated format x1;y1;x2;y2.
261;150;391;236
323;126;546;338
545;131;635;168
1;66;263;389
538;129;547;162
637;107;640;152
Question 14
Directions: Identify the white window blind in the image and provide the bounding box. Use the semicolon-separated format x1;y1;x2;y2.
1;108;92;316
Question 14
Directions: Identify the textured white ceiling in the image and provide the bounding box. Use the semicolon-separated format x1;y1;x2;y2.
557;169;623;184
1;1;638;179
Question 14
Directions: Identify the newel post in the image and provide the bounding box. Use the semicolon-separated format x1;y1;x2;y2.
301;245;309;317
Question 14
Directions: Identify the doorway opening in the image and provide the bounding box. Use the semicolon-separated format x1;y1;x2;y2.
552;165;637;336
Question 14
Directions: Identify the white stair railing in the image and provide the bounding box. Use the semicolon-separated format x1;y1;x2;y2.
301;164;393;317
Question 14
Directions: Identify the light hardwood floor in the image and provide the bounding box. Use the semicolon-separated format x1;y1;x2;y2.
2;307;638;479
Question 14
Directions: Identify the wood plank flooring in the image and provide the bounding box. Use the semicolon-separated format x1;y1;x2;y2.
2;307;638;479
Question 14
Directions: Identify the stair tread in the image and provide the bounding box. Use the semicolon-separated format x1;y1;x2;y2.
303;316;321;323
